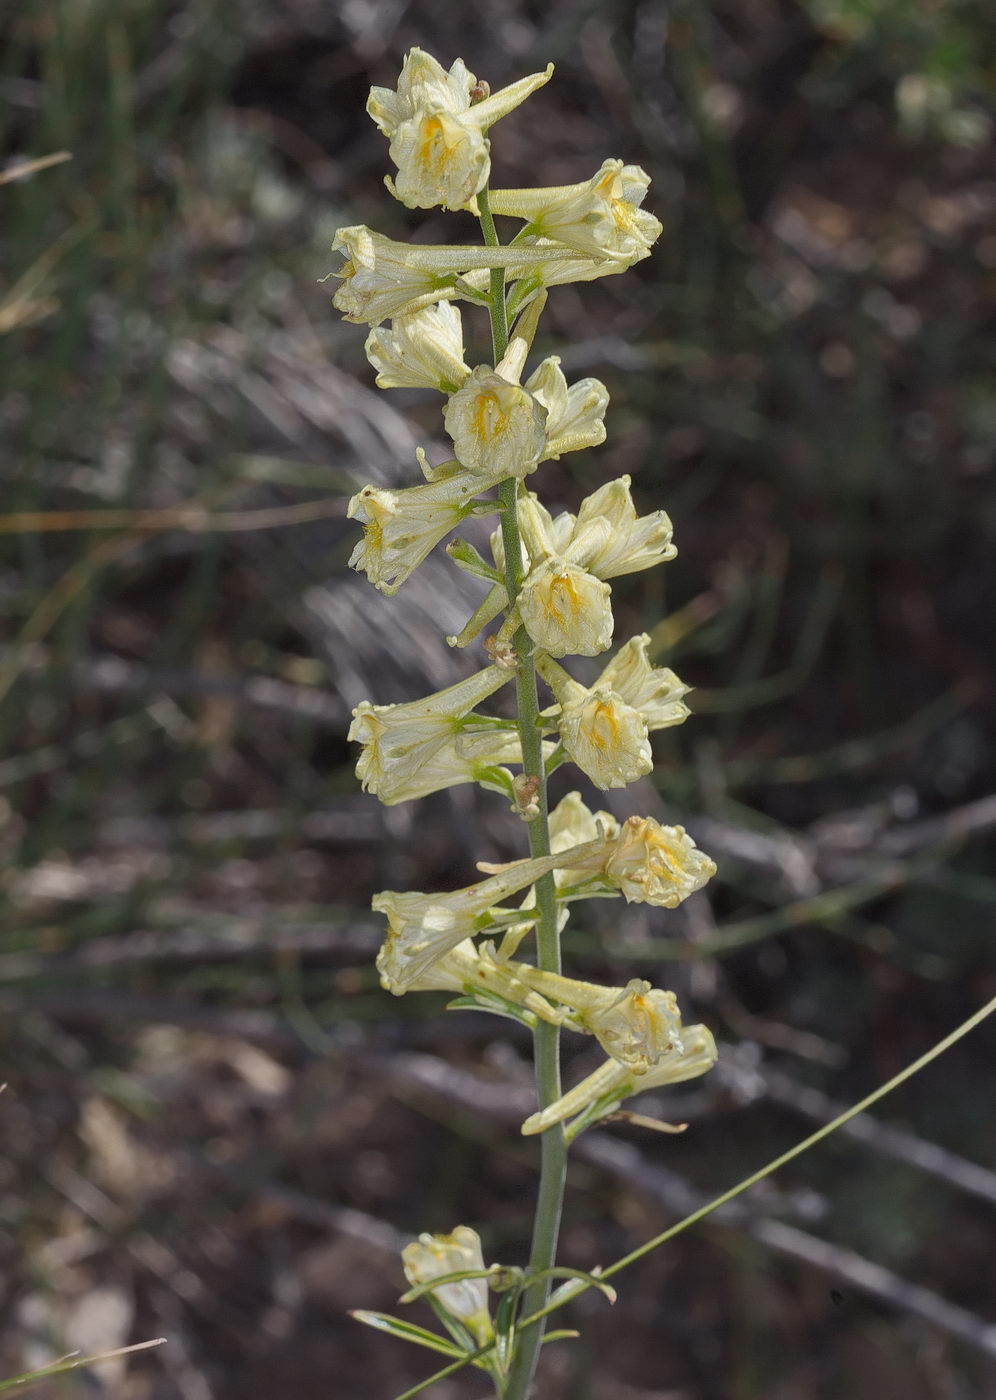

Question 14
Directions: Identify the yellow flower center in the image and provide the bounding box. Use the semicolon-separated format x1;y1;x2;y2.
589;700;620;753
417;114;458;172
471;389;510;442
542;569;580;623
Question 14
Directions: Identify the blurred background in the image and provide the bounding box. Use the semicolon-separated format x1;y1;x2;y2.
2;1;995;1397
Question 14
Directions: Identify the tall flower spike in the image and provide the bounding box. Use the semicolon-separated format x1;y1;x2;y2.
348;666;514;804
347;468;493;595
374;838;605;993
521;1025;719;1135
368;49;553;212
364;302;471;392
401;1226;493;1344
489;160;663;262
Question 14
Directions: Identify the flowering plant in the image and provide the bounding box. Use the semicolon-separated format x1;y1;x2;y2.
331;46;717;1398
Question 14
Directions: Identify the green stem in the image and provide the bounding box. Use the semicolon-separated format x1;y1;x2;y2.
478;184;567;1400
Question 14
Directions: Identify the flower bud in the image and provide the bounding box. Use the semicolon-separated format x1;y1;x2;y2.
401;1226;493;1342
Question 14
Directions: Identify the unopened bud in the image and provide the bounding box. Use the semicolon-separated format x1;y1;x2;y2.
469;79;491;104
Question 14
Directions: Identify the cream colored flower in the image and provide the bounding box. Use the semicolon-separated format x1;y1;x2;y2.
364;302;471;392
548;790;610;848
556;683;652;790
374;843;600;992
347;469;487;595
368;51;553;211
518;558;614;657
579;980;684;1072
349;667;513;805
398;937;565;1026
489;160;662;262
443;366;548;481
388;109;491;211
525;356;609;461
594;634;690;731
371;729;525;807
327;225;584;326
401;1226;492;1342
573;476;676;579
521;1024;718;1136
602;816;716;907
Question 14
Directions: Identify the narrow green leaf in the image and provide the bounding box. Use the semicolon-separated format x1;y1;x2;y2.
349;1312;465;1360
532;1266;617;1305
493;1286;522;1376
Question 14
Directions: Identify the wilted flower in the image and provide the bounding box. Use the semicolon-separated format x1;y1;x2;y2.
401;1225;493;1342
368;49;553;211
349;667;513;804
521;1024;718;1136
489;160;662;262
602;816;716;907
364;302;471;392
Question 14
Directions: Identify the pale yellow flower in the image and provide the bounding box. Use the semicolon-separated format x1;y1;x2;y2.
602;816;716;907
594;634;690;731
368;49;553;212
349;667;513;805
521;1024;718;1136
518;557;614;657
443;366;548;481
548;790;619;888
573;475;676;579
401;1226;493;1342
555;682;652;790
489;160;662;262
525;356;609;461
374;842;601;992
398;937;565;1026
347;469;487;595
364;302;471;392
327;225;585;326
